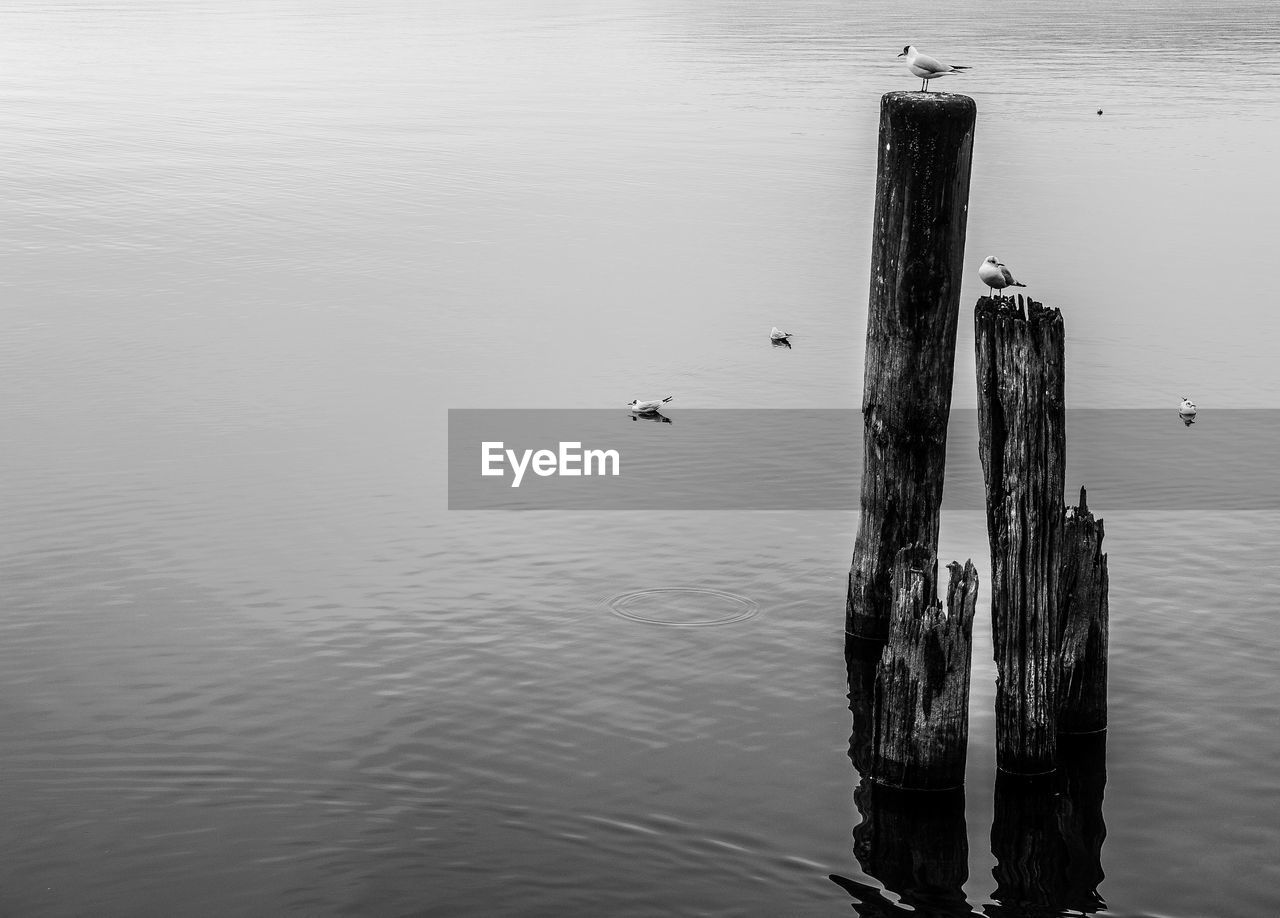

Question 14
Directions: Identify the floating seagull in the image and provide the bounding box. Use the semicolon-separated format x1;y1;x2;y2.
898;46;971;92
978;255;1027;298
627;396;674;414
1179;397;1197;418
770;326;793;341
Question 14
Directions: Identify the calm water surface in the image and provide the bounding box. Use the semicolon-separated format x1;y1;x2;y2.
2;1;1279;915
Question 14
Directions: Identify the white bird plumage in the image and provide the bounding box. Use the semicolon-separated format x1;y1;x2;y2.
897;45;971;92
978;255;1027;297
770;326;793;340
627;395;674;414
1179;397;1197;417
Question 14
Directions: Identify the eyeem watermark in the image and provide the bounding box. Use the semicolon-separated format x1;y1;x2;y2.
482;441;620;488
451;409;1280;509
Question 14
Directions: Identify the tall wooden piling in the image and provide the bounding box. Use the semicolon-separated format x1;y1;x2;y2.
848;91;977;640
1058;487;1109;734
869;546;979;790
975;295;1066;775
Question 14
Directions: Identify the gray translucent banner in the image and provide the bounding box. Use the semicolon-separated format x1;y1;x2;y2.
448;410;1279;510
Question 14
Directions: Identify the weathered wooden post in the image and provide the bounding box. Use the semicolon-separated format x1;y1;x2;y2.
975;295;1066;774
1058;487;1109;734
868;545;979;790
848;91;977;639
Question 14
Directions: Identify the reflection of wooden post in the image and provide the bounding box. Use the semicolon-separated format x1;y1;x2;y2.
845;636;884;776
851;779;971;915
1058;487;1109;734
988;735;1108;916
848;91;977;639
1058;733;1108;913
989;772;1068;912
975;295;1066;774
869;546;978;790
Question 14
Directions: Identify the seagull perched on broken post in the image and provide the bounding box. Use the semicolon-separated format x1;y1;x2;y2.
898;45;971;92
978;255;1027;298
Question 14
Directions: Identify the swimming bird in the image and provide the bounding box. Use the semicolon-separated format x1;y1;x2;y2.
1179;397;1197;418
770;326;793;340
627;396;674;414
978;255;1027;298
897;46;971;92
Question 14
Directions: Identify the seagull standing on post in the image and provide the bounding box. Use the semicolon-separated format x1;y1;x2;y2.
978;255;1027;298
898;45;971;92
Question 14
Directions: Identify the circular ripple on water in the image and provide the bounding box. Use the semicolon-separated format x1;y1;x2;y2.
605;588;759;627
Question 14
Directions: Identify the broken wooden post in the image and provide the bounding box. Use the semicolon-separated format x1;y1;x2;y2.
975;295;1066;775
848;91;977;639
869;545;979;790
1058;487;1110;734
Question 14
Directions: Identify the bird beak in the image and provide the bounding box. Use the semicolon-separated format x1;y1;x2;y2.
896;52;906;57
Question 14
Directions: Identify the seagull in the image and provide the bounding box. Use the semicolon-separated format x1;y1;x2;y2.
1179;397;1197;418
898;46;971;92
627;396;673;414
770;326;793;340
978;255;1027;298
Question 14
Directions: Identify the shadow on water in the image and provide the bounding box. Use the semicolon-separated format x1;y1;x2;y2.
832;636;1108;917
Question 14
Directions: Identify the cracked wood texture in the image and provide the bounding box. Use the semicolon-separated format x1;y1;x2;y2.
975;294;1066;775
848;91;976;639
869;545;979;790
1058;487;1109;734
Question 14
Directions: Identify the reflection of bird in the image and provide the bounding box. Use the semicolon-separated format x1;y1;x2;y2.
772;337;792;349
770;326;793;341
627;396;673;414
897;45;970;92
630;411;672;424
978;255;1027;297
1179;397;1197;417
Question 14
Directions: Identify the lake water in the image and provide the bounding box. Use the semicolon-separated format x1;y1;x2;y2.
2;1;1279;915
